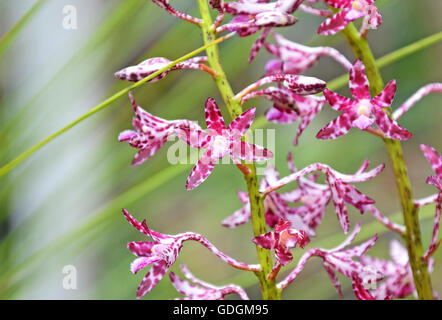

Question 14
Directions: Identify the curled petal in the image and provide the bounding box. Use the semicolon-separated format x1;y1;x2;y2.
131;256;161;274
317;9;352;35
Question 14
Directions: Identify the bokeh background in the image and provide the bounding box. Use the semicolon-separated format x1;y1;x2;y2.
0;0;441;299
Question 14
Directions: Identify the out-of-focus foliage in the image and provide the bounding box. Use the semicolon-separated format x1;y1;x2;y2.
0;0;440;299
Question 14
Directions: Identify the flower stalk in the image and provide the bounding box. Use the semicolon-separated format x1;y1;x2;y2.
197;0;280;300
340;22;434;300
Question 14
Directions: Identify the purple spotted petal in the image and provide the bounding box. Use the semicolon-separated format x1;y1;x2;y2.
349;60;371;100
205;98;226;135
186;150;217;190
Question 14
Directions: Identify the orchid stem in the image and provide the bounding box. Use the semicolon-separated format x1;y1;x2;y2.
341;22;434;300
197;0;280;300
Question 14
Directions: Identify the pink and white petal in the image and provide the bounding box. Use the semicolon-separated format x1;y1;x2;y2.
372;80;397;108
253;231;277;250
131;256;161;274
341;182;375;212
316;112;355;140
266;105;299;123
119;130;137;142
185;151;217;190
222;206;251;228
352;276;375;300
420;144;442;178
326;0;353;9
228;108;256;137
373;107;412;140
275;249;294;266
205;98;226;134
293;108;321;146
389;239;409;266
122;209;150;236
323;263;344;297
249;27;271;63
127;241;155;257
328;179;350;234
423;193;441;260
136;261;167;299
132;141;167;166
169;272;209;297
317;9;352;36
349;60;371;100
352;114;375;130
231;141;273;162
344;234;378;257
323;89;355;111
344;8;367;21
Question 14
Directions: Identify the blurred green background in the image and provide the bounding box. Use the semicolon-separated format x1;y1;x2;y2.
0;0;441;299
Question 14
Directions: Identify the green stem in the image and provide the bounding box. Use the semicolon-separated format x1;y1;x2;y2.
0;33;232;178
341;23;434;299
197;0;280;300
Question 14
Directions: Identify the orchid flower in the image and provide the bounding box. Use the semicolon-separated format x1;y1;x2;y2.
420;144;442;261
177;98;273;190
170;264;249;300
119;92;201;166
242;86;326;145
114;56;210;83
123;209;260;298
318;0;382;36
235;73;326;101
317;60;412;141
360;239;436;299
264;32;352;75
219;0;305;62
278;222;382;296
253;219;310;266
260;157;385;234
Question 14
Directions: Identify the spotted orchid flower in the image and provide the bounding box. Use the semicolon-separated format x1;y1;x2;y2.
219;0;305;62
114;56;209;83
242;86;326;145
169;264;249;300
360;239;436;299
420;144;442;261
235;73;326;103
317;60;412;141
318;0;382;36
222;164;314;236
253;219;310;266
261;157;385;234
177;98;273;190
118;92;201;166
278;222;382;297
264;32;352;75
123;209;260;299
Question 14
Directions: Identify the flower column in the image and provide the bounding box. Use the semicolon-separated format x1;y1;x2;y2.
196;0;280;299
341;22;434;300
